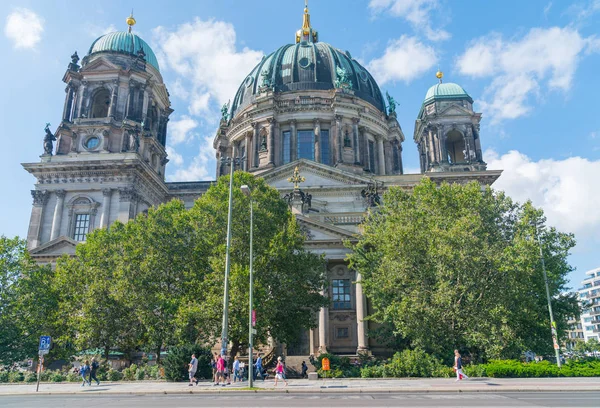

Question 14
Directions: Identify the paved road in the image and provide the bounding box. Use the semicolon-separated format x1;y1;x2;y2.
1;392;599;407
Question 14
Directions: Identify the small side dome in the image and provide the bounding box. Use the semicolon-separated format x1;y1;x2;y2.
423;82;472;105
88;31;160;72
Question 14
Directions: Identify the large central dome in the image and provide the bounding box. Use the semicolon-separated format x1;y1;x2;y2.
230;8;386;119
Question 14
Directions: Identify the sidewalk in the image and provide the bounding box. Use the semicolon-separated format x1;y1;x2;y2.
1;377;599;395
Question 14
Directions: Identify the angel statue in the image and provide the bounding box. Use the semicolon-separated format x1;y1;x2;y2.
43;123;56;155
221;100;230;122
386;91;397;115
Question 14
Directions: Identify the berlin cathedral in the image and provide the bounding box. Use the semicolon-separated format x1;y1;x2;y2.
22;4;501;357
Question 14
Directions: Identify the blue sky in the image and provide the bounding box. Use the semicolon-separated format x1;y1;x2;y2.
0;0;599;287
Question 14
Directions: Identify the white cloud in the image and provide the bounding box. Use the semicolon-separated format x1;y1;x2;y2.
485;149;600;241
456;27;596;123
86;23;117;38
367;35;437;84
165;146;183;166
4;8;44;49
543;2;553;18
168;135;216;182
168;116;198;145
369;0;450;41
153;18;263;110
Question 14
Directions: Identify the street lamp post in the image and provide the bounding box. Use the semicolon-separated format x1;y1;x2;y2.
240;184;254;387
220;150;240;358
536;223;562;368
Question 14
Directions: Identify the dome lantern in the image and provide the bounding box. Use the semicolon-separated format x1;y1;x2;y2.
295;0;318;44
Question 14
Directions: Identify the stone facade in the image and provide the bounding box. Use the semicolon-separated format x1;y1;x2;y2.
22;12;502;357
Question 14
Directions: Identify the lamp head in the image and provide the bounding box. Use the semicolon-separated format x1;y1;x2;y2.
240;185;252;196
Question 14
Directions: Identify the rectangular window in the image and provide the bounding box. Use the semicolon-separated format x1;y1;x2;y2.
336;327;349;339
297;130;314;160
332;279;351;309
73;214;90;242
320;130;330;165
368;140;376;172
283;131;291;164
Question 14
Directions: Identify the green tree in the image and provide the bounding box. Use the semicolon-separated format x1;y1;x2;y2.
0;236;57;365
54;223;141;361
348;179;579;362
185;171;328;358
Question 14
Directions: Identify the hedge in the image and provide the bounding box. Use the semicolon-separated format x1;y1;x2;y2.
463;359;600;378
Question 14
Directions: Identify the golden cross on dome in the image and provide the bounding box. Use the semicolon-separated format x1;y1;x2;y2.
288;166;305;189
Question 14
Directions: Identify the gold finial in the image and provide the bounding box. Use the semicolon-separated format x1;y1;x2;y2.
302;0;311;30
287;166;306;189
436;69;443;83
126;10;136;33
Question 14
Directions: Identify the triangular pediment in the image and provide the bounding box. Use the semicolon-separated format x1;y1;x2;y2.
83;58;121;73
297;215;358;242
261;159;373;190
30;236;78;258
438;104;473;117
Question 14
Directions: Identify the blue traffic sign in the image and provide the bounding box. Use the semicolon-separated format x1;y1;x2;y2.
39;336;51;351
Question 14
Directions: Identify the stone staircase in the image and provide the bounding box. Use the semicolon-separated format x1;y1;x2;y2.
283;355;314;378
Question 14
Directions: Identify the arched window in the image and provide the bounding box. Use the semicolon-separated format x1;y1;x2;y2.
446;130;465;164
91;88;111;118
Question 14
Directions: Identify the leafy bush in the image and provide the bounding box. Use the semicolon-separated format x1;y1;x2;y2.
67;373;80;382
360;364;385;378
162;344;211;382
39;369;52;382
317;368;343;378
310;353;362;378
135;366;146;380
51;372;65;382
107;369;123;381
8;371;24;382
463;359;600;378
146;364;162;380
122;365;136;381
359;349;450;378
0;371;9;382
25;373;37;383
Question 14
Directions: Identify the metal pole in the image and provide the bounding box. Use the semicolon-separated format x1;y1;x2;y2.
220;148;236;357
35;354;42;392
248;192;254;387
536;224;561;368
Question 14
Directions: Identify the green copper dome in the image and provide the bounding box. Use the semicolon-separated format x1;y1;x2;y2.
230;42;386;118
423;82;472;105
88;31;159;72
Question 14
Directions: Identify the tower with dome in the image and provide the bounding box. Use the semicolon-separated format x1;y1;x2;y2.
22;6;501;356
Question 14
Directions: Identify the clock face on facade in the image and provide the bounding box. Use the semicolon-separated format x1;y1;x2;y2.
84;136;99;150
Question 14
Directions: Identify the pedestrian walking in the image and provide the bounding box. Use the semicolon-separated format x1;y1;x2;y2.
89;357;100;385
273;356;288;387
301;361;308;378
79;360;91;387
188;353;198;386
211;353;218;385
254;353;264;381
232;356;241;382
216;354;226;386
453;349;469;381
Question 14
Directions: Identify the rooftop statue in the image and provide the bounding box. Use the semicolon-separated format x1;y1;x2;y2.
43;123;56;156
386;91;397;115
221;100;230;122
334;66;352;89
261;67;273;88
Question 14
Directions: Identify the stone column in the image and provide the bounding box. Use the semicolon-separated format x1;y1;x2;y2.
100;189;112;228
318;295;328;353
352;118;360;164
309;326;315;355
62;85;75;122
268;118;275;165
117;188;136;223
290;120;297;161
78;81;89;118
335;115;343;164
439;126;448;163
377;137;386;175
50;190;66;241
356;272;368;352
313;119;320;163
27;190;49;249
245;132;252;170
252;122;259;168
108;80;119;119
426;128;435;164
398;143;404;174
363;130;371;170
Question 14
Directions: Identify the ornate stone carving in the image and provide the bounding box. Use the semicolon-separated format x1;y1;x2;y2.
43;124;56;156
55;190;66;199
31;190;49;206
119;188;137;202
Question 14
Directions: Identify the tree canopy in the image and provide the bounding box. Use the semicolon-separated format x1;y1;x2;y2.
348;178;579;362
50;171;327;362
